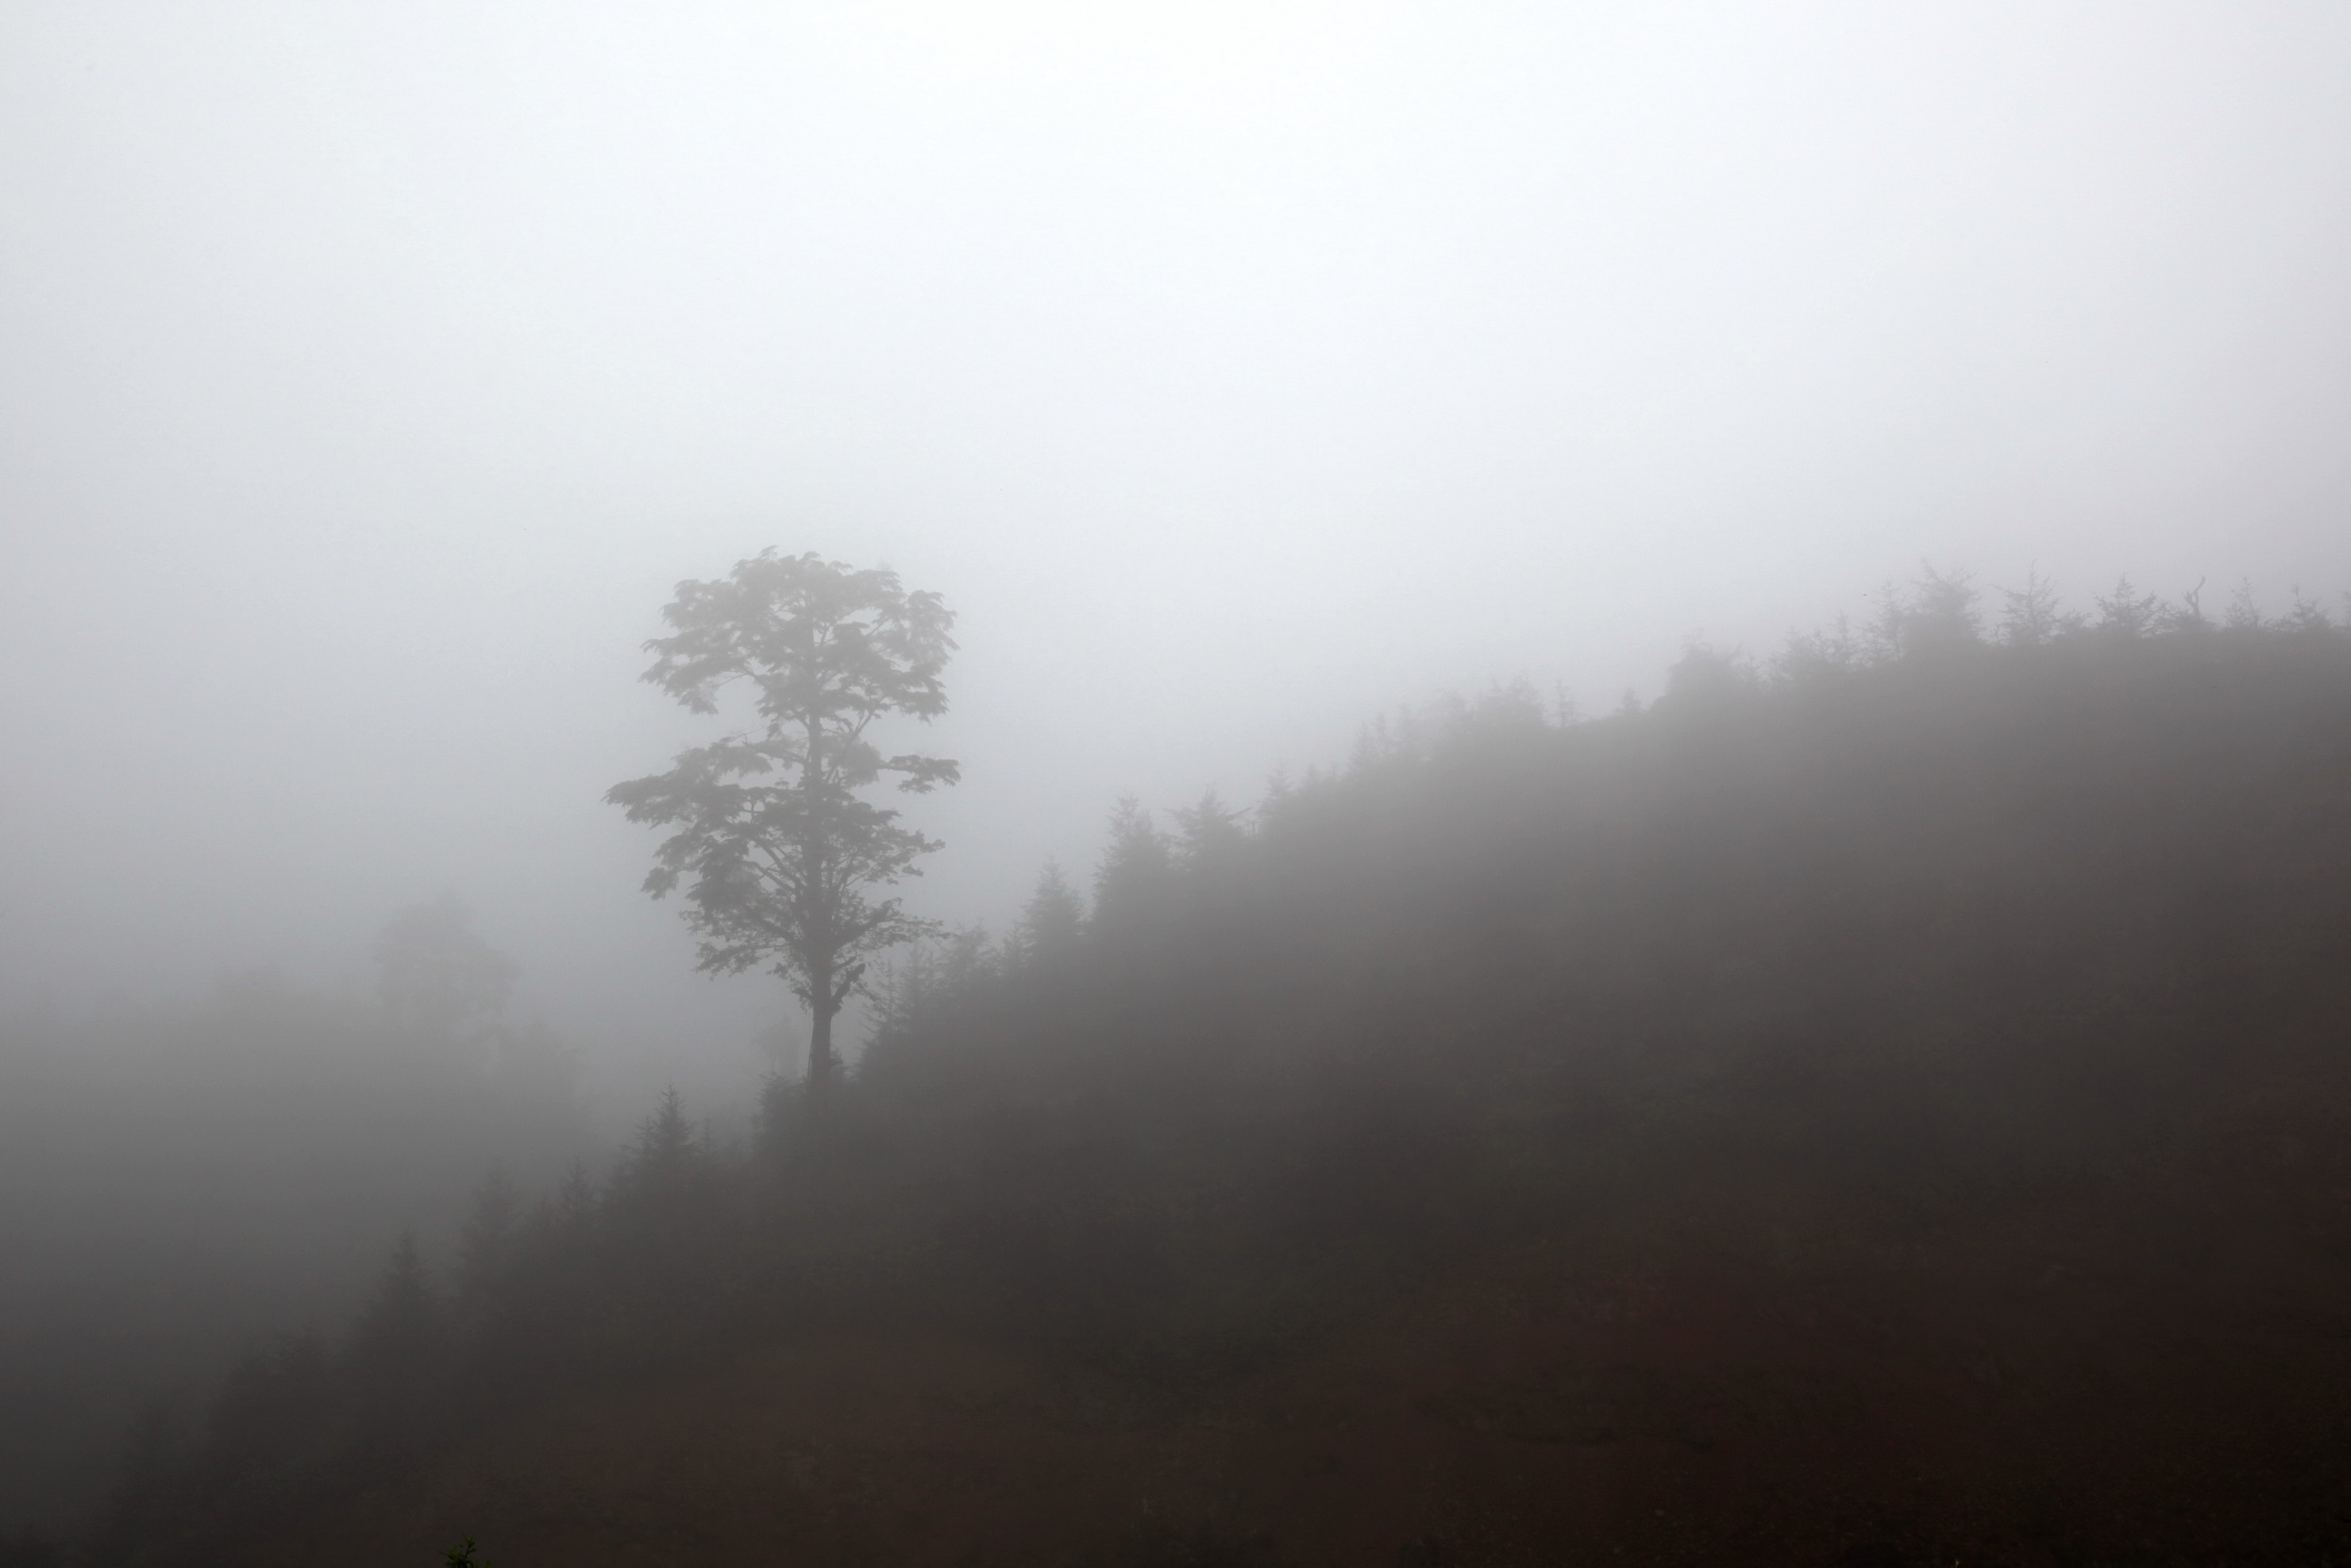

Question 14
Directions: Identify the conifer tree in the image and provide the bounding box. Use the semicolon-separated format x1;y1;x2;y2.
2096;575;2162;637
1014;861;1085;962
1997;569;2067;647
1092;796;1174;928
343;1234;443;1449
452;1167;519;1319
1171;790;1249;881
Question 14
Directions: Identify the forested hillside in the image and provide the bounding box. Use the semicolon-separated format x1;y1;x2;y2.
0;901;585;1546
74;580;2351;1566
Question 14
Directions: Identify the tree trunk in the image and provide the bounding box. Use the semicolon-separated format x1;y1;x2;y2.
807;994;839;1090
802;707;837;1095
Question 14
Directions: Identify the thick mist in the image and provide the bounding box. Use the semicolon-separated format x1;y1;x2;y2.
4;2;2346;1098
5;5;2351;1556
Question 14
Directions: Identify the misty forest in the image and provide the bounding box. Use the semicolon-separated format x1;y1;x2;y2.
10;563;2351;1566
7;5;2351;1567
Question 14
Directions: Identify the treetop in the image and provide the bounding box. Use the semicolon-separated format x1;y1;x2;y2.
639;550;957;731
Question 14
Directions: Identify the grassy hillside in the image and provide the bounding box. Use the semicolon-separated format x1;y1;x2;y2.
83;588;2351;1565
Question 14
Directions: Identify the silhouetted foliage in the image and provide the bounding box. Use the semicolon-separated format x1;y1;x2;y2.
1013;860;1086;966
2095;572;2163;637
1170;790;1250;881
1885;561;1982;656
451;1166;519;1322
1091;794;1176;929
607;551;960;1088
346;1235;442;1408
1996;567;2069;647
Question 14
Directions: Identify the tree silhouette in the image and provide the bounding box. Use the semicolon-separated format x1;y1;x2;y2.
1014;861;1085;963
1171;789;1250;882
1092;796;1174;929
2096;574;2162;637
342;1233;443;1455
1997;568;2068;647
607;552;960;1087
373;895;518;1062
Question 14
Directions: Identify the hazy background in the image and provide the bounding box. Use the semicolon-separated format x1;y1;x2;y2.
4;0;2347;1103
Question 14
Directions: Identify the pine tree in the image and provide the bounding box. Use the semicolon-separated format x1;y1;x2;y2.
1014;860;1086;963
1092;796;1174;929
1997;569;2068;647
342;1234;443;1451
2096;575;2162;638
453;1166;520;1320
1171;790;1250;882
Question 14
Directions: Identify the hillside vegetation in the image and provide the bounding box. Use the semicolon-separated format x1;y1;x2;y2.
81;579;2351;1566
0;899;584;1548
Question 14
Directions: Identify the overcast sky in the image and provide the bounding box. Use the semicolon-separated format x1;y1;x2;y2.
3;0;2346;1094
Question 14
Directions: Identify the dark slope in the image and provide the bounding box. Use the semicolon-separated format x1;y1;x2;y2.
98;615;2351;1566
0;961;584;1551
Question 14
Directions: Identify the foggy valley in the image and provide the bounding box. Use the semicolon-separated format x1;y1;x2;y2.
5;4;2351;1564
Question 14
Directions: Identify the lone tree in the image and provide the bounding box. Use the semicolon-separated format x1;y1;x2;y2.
374;893;518;1062
607;551;959;1088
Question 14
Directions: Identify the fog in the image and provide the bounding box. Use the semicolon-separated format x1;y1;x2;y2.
9;8;2351;1557
4;1;2347;1095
